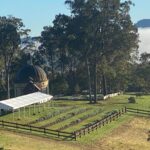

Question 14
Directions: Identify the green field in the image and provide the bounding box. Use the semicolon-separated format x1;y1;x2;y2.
0;94;150;149
0;94;150;134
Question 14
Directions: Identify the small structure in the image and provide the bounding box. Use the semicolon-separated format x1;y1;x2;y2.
0;92;53;115
14;64;49;97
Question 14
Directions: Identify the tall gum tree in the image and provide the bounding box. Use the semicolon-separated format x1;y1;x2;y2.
0;16;30;98
65;0;138;103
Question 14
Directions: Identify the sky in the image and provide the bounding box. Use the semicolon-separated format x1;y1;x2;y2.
0;0;150;36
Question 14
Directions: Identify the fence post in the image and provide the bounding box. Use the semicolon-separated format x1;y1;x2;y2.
30;125;32;132
110;116;111;122
113;114;115;121
125;107;127;113
103;120;104;126
92;126;93;131
2;120;4;127
16;123;18;129
96;124;98;130
79;131;81;138
119;110;121;116
58;131;60;138
44;128;46;134
117;112;118;118
88;126;90;133
74;132;77;141
98;122;101;128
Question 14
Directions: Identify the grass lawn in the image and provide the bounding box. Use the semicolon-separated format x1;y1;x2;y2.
89;116;150;150
0;93;150;147
0;116;150;150
0;129;82;150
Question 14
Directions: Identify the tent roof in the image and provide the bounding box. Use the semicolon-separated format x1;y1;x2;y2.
0;92;53;110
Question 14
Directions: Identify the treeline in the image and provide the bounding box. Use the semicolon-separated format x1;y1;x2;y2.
0;0;149;102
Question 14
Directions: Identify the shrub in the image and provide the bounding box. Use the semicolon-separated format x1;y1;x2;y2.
128;97;136;103
0;146;4;150
136;93;143;97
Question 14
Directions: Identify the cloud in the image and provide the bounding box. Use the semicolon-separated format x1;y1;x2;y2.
138;28;150;54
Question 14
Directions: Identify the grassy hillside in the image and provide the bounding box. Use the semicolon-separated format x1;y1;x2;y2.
0;94;150;149
0;94;150;131
0;117;150;150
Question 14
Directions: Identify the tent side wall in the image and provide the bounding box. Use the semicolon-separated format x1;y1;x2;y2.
0;103;13;115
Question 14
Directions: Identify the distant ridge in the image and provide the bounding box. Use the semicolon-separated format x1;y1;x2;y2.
136;19;150;28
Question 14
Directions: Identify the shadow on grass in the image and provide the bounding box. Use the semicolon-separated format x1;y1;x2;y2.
112;102;128;105
127;113;150;118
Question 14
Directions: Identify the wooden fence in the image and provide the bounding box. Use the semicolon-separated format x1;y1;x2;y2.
3;107;148;140
0;120;76;140
126;108;150;116
74;107;127;138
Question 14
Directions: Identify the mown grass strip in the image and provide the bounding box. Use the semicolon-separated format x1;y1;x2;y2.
58;109;102;131
27;106;76;125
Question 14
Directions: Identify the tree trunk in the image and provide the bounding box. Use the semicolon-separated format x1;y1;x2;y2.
86;57;92;103
94;58;97;103
4;56;10;99
102;73;107;96
50;54;54;94
6;68;10;99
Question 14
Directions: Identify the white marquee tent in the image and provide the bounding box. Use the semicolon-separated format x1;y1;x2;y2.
0;92;53;112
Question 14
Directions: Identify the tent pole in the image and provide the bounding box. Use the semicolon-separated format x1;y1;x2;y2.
29;106;30;117
18;108;20;119
24;107;25;118
38;103;40;113
19;108;21;119
42;103;44;111
48;101;50;109
13;109;14;121
34;104;35;114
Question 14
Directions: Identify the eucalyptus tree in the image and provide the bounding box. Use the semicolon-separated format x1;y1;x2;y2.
65;0;95;102
0;16;30;98
65;0;138;103
52;14;71;75
132;52;150;92
40;26;57;93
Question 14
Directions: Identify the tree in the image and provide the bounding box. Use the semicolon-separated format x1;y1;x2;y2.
130;52;150;92
0;16;29;98
40;26;57;93
140;52;150;64
65;0;138;103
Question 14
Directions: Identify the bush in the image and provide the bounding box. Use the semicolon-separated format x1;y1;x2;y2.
136;92;143;97
0;146;4;150
128;97;136;103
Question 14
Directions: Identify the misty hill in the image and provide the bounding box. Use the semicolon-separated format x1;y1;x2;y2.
136;19;150;28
